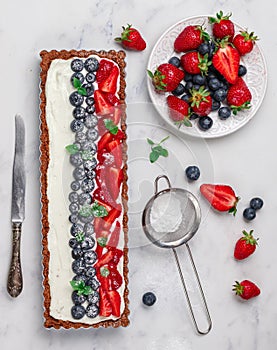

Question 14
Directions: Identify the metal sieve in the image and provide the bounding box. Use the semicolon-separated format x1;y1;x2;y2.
142;175;212;335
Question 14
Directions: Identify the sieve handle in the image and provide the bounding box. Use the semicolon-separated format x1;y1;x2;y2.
172;245;212;335
154;175;172;194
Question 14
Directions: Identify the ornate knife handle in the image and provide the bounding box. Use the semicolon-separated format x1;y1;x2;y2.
7;222;23;297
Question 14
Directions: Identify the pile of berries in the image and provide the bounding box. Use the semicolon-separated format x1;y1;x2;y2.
148;11;258;131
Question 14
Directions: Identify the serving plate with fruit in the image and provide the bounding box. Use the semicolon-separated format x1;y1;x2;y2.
147;14;267;138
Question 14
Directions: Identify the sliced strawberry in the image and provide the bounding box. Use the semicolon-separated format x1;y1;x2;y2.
94;196;114;213
94;217;103;233
105;167;123;201
97;117;107;136
99;289;112;316
99;274;110;291
94;186;117;210
107;290;121;317
96;59;115;83
102;206;122;231
106;247;123;265
111;104;125;125
103;92;120;106
108;221;121;248
95;247;123;269
96;243;104;257
95;90;113;115
106;139;123;168
108;267;123;291
98;66;119;94
98;132;114;151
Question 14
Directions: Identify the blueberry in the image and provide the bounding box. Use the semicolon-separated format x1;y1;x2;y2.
72;248;84;260
250;197;264;210
185;165;200;181
86;129;98;141
72;291;86;305
84;223;94;236
83;251;97;266
86;277;100;290
193;84;200;91
208;78;220;91
83;159;97;171
79;214;94;224
198;42;210;55
84;57;99;72
71;59;84;72
172;83;186;96
87;290;99;304
75;131;86;143
82;83;94;97
81;141;97;154
168;56;181;67
211;99;221;111
198;116;213;131
184;81;193;92
86;72;96;83
238;65;247;77
69;238;80;249
189;113;199;120
213;88;227;102
243;207;256;221
184;73;193;82
86;97;95;106
181;94;191;103
69;214;79;224
70;223;83;237
72;259;86;274
84;115;98;129
71;180;81;191
85;169;96;180
69;202;79;214
73;107;86;120
81;178;95;193
69;91;84;107
69;192;79;203
81;236;95;250
73;274;87;283
70;152;83;167
86;304;99;318
86;105;95;114
73;167;86;181
70;119;84;132
142;292;156;306
192;74;206;85
71;72;85;85
86;266;96;278
78;193;92;206
71;305;85;319
218;107;231;120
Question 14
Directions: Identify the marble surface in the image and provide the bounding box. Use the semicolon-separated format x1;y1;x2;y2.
0;0;277;349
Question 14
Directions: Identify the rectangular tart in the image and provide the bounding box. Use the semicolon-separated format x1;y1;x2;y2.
40;50;129;329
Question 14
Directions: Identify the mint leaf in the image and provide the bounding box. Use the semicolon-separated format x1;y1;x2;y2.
79;205;93;218
160;148;168;157
150;150;159;163
91;201;108;217
100;266;110;277
83;286;93;296
65;144;79;155
147;138;155;145
73;77;82;89
81;150;93;161
77;87;87;96
76;232;85;243
152;145;164;154
70;280;85;291
104;119;118;135
159;136;170;144
97;237;108;247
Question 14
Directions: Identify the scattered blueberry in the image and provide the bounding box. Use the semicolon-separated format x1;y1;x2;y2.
211;99;221;111
69;91;84;107
208;41;216;59
238;65;247;77
198;116;213;131
86;72;96;83
192;74;206;86
73;107;86;120
198;42;210;55
193;84;201;91
168;56;181;67
243;207;256;221
71;72;85;85
71;59;84;73
189;113;199;120
72;291;86;305
184;81;193;92
218;106;231;120
213;88;227;102
185;165;200;181
71;305;86;319
84;57;99;72
87;290;99;304
184;73;193;82
208;78;220;91
86;304;99;318
142;292;157;306
172;83;186;96
181;94;191;103
70;119;84;133
250;197;264;210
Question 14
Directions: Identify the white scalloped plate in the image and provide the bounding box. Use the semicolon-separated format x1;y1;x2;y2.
147;16;267;138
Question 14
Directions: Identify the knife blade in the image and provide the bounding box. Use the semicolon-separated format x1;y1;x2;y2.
7;115;25;297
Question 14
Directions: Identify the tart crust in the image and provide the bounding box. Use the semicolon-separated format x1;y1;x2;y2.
39;49;129;329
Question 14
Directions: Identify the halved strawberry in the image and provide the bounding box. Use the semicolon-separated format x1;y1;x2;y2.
98;132;114;151
94;185;117;209
102;206;122;231
103;92;120;106
111;104;124;125
107;290;121;317
106;139;123;168
95;90;113;115
105;167;124;201
108;221;121;248
108;267;123;291
98;66;119;94
96;59;115;83
95;248;123;268
99;289;112;316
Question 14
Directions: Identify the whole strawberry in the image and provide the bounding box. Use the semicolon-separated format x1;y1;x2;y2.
233;280;261;300
180;52;211;75
227;77;252;114
209;11;235;40
234;230;259;260
167;95;191;127
115;24;146;51
189;86;212;116
148;63;184;92
174;25;210;53
200;184;240;215
233;31;258;56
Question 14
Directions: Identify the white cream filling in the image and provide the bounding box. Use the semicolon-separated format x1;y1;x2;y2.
45;56;125;324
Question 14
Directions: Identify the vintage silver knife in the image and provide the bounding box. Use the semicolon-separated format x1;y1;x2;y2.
7;115;25;298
